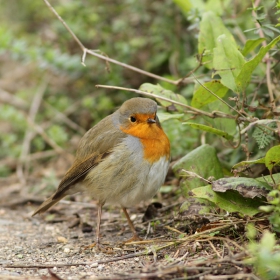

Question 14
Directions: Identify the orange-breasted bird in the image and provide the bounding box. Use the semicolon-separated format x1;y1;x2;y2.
32;97;170;247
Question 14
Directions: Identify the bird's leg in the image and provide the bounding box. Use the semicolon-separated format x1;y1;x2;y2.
122;207;142;242
95;202;103;249
83;202;103;251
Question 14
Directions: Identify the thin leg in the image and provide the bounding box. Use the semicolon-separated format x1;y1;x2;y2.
82;202;103;251
122;207;142;242
95;203;103;248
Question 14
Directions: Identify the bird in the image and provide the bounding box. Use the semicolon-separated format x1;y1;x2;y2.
32;97;170;248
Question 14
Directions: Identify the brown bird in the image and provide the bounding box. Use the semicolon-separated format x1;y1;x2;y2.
32;97;170;247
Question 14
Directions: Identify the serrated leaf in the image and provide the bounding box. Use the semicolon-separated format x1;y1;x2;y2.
157;112;184;122
253;126;275;149
242;38;266;56
183;122;234;141
192;185;263;216
191;80;228;109
139;83;188;112
198;11;237;69
265;145;280;172
213;34;246;92
212;177;271;198
236;35;280;92
232;157;265;169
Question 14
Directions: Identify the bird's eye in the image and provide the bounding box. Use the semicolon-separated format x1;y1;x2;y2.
130;116;136;122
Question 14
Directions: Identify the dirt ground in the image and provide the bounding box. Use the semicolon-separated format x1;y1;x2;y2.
0;174;260;280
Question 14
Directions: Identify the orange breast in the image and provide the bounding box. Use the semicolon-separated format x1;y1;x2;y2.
120;121;170;163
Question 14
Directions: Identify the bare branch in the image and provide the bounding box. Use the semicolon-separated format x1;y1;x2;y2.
42;0;195;85
96;84;238;120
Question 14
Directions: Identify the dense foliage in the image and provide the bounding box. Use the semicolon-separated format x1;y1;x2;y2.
0;0;280;278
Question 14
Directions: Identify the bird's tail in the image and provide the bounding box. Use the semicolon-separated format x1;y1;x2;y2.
32;194;62;216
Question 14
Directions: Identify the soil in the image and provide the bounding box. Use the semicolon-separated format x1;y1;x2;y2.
0;175;258;280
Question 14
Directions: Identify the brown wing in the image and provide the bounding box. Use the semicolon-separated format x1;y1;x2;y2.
53;152;111;200
32;152;111;216
32;112;126;216
54;112;126;199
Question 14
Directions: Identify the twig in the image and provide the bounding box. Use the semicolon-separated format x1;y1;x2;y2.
194;75;246;118
42;0;194;86
17;78;48;185
208;240;222;258
44;101;86;135
95;84;237;120
180;169;212;184
203;274;261;280
26;117;65;154
0;88;28;110
240;119;280;134
2;249;154;269
253;0;275;109
165;225;185;235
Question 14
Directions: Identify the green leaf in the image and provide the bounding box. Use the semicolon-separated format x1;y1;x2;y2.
191;80;228;109
192;185;263;216
253;125;276;149
198;11;238;69
242;38;266;56
173;0;192;14
172;144;224;195
236;35;280;92
232;157;265;169
183;122;234;141
139;83;188;112
200;100;237;138
265;145;280;172
256;173;280;186
212;177;271;198
213;34;246;92
157;112;184;122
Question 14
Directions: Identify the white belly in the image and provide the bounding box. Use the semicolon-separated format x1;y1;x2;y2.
118;156;169;207
83;136;169;207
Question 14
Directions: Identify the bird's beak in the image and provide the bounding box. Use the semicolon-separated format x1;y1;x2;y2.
147;118;156;124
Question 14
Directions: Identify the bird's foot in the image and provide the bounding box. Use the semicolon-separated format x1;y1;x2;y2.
124;234;143;244
82;241;114;254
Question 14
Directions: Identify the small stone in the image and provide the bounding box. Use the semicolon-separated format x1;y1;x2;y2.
64;247;70;253
57;236;68;243
98;264;105;271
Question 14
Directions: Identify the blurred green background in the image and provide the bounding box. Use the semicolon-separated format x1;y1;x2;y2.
0;0;279;180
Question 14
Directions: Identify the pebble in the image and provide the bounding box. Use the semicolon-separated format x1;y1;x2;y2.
98;264;105;271
64;247;70;253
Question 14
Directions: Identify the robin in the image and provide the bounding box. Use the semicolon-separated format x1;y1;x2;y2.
32;97;170;247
